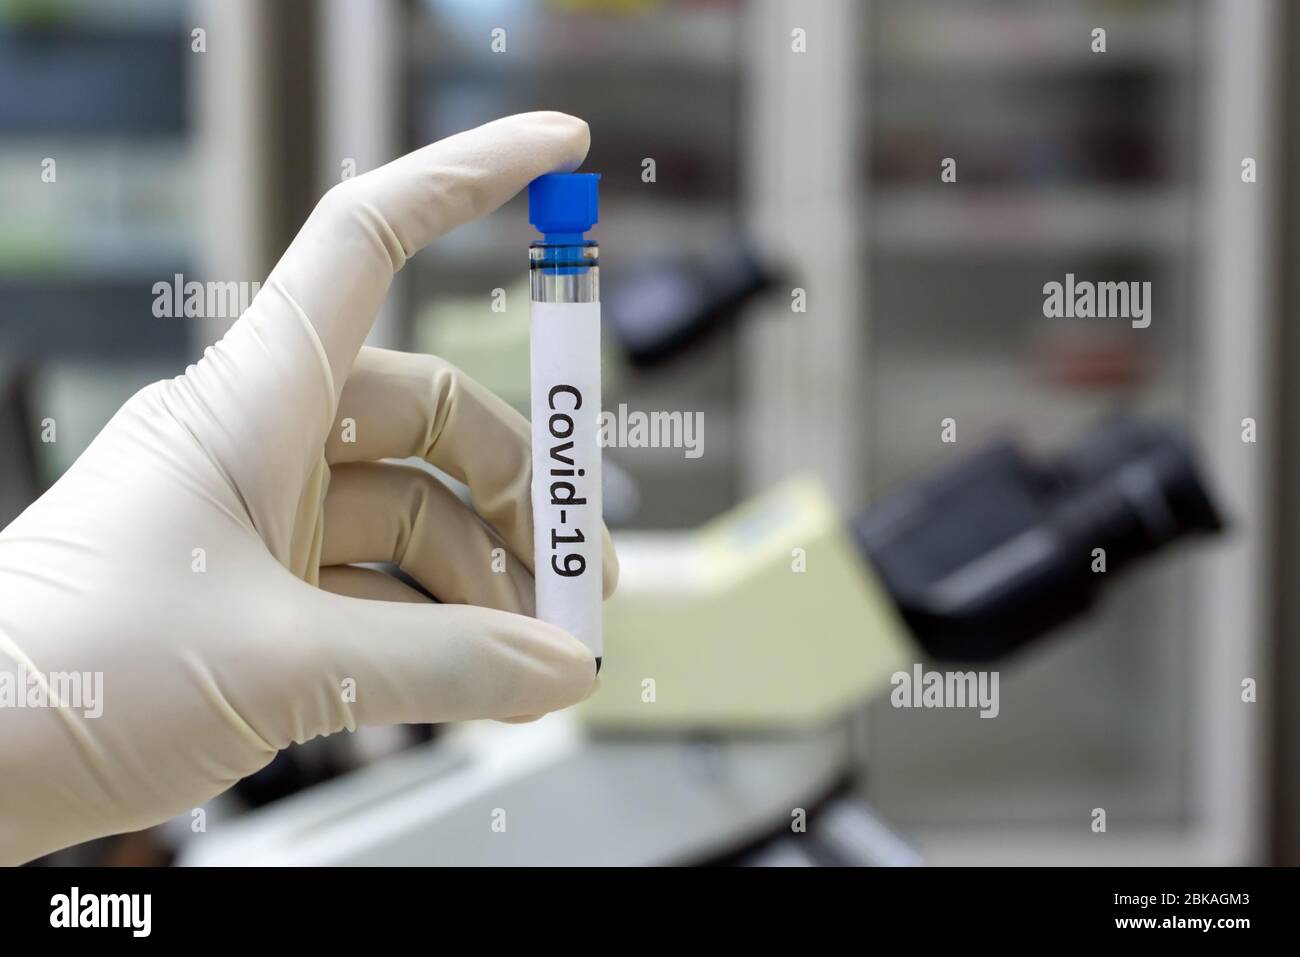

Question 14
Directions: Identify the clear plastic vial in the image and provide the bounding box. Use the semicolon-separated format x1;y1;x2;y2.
529;240;598;303
528;173;603;670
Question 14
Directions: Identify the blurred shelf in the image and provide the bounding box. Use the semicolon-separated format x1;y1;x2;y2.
875;3;1197;73
865;354;1189;494
0;229;191;280
0;140;194;278
0;278;190;359
0;0;190;29
420;197;735;268
411;3;738;72
870;187;1192;253
0;27;189;134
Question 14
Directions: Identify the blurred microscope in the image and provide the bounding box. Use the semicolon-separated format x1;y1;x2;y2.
178;249;1223;866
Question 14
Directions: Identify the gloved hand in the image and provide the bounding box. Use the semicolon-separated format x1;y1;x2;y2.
0;112;617;865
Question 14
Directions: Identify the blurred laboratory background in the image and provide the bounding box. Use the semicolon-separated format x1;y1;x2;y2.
3;0;1299;866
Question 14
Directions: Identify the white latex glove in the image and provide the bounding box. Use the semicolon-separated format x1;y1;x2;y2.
0;112;617;865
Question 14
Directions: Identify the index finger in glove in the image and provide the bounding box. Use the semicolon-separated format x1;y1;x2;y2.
169;113;590;548
266;110;588;400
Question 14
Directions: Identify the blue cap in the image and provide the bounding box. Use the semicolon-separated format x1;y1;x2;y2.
529;172;600;243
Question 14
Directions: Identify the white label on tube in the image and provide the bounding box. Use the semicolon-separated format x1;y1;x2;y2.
530;300;602;660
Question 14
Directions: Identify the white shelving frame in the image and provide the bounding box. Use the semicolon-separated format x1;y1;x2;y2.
318;0;403;350
193;0;270;353
741;0;865;511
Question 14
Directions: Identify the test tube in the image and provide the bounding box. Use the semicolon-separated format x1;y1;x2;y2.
528;172;603;671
